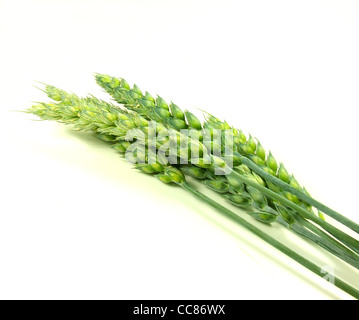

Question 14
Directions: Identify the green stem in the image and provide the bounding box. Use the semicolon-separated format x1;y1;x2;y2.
238;154;359;234
276;218;359;270
204;172;359;270
294;215;358;260
181;182;359;299
228;168;359;255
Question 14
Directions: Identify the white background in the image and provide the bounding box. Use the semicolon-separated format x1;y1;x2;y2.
0;0;358;300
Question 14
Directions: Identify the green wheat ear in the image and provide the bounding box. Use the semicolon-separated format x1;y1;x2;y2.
94;73;328;222
26;79;359;300
94;74;359;237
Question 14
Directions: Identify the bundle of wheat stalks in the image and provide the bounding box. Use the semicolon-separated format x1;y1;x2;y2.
27;74;359;299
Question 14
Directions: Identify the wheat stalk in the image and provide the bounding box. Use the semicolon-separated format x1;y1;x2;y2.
30;86;359;267
94;74;359;255
40;84;359;257
95;73;359;235
26;88;359;298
